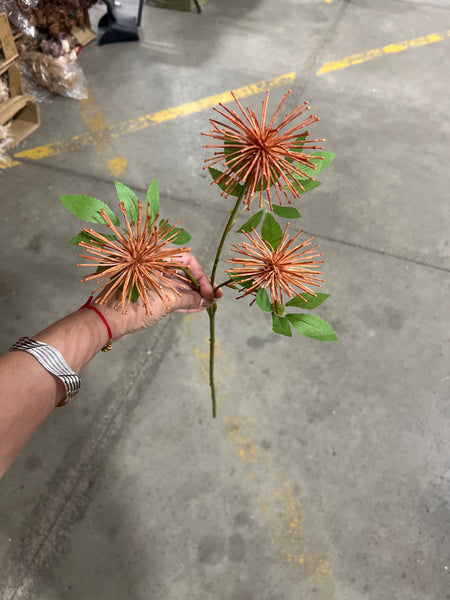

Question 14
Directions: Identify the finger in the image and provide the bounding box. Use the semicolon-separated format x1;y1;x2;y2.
174;253;215;300
172;289;213;312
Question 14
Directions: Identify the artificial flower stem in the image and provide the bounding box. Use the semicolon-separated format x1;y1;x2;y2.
215;278;236;290
172;266;200;290
210;186;248;286
207;302;218;418
208;185;249;417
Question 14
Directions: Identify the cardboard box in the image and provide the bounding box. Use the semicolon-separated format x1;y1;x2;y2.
0;15;39;149
72;25;97;47
0;12;19;76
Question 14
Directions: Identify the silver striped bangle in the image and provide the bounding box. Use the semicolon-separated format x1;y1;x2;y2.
9;337;81;407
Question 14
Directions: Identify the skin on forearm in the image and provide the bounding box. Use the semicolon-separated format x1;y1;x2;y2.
0;253;220;478
0;309;108;478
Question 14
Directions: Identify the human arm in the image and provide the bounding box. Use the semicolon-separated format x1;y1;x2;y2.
0;253;221;478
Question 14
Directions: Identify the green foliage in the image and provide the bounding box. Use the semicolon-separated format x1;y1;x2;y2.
261;212;283;250
255;288;271;312
289;179;322;195
69;231;117;246
146;179;160;225
158;220;192;245
115;181;138;223
171;227;192;245
271;300;284;316
129;285;140;303
272;314;292;337
285;134;308;162
286;292;330;310
208;167;244;197
222;137;249;182
272;205;301;219
286;313;337;341
292;151;335;180
237;210;263;233
60;194;120;226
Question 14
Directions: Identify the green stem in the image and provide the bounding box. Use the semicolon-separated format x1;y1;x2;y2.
215;278;235;290
207;303;218;418
176;266;200;290
208;186;248;418
210;189;247;286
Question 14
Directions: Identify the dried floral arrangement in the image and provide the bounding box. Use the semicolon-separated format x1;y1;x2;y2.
28;0;98;37
60;90;337;417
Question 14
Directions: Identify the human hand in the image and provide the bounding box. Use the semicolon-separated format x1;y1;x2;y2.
93;252;223;341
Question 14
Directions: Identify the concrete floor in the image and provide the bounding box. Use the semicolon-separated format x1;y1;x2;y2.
1;0;449;598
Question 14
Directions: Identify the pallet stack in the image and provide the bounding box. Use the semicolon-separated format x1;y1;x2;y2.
0;12;39;154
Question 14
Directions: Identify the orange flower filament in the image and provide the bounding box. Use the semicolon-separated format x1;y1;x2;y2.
78;201;190;315
203;90;325;209
226;225;325;305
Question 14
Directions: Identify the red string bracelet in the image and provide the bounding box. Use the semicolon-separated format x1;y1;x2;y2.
79;296;113;352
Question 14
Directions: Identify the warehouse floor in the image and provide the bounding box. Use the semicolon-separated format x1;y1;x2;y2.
1;1;449;599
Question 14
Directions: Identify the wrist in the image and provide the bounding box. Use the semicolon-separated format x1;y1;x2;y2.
35;309;109;373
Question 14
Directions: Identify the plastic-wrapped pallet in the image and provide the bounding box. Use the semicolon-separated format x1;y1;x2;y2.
0;12;39;152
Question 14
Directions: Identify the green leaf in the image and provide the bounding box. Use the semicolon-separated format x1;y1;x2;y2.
60;194;120;226
255;288;271;312
171;227;192;245
291;151;335;180
272;205;301;219
255;167;282;192
285;134;308;163
289;179;322;195
223;137;248;179
69;231;117;246
309;151;336;175
159;220;192;245
286;292;330;310
129;285;140;303
271;300;284;316
286;314;337;341
237;210;264;233
69;231;91;246
208;167;244;197
118;282;140;303
146;180;160;225
272;314;292;337
115;181;139;223
261;212;283;250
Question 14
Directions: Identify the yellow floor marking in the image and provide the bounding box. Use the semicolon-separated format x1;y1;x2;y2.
0;157;21;170
183;314;332;588
317;30;449;75
224;416;259;463
7;72;295;171
325;0;334;3
78;90;128;176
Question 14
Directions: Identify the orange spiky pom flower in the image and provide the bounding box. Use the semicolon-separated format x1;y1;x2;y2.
202;90;325;210
226;224;325;306
77;201;190;315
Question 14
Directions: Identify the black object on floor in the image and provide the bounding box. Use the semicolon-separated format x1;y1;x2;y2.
98;0;145;45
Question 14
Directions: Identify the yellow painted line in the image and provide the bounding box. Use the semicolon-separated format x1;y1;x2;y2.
8;72;295;171
0;157;21;170
78;90;128;176
325;0;334;3
318;30;449;75
147;72;296;124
